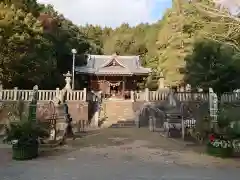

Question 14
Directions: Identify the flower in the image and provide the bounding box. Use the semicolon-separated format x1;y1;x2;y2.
11;140;18;145
209;134;215;142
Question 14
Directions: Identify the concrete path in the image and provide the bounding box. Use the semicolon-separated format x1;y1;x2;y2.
0;128;240;180
0;144;240;180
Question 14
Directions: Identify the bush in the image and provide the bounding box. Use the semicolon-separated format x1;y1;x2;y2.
3;119;49;146
3;119;49;160
206;134;233;158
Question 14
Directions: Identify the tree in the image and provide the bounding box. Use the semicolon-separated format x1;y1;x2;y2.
0;1;93;89
190;0;240;50
0;3;56;88
184;39;240;94
156;1;193;86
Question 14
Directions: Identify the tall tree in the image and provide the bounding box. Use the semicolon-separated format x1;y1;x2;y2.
0;3;56;88
184;39;240;94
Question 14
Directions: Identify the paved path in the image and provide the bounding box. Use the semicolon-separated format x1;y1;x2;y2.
1;128;240;180
0;142;240;180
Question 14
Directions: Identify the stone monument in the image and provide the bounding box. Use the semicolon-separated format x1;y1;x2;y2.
28;85;38;122
51;72;74;142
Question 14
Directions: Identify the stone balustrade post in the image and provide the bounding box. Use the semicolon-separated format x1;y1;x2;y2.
0;81;3;100
145;88;149;101
83;88;87;101
13;87;18;101
158;72;165;90
130;90;135;102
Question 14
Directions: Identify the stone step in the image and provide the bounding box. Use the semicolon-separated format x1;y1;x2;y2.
100;101;135;128
109;121;136;128
117;120;135;124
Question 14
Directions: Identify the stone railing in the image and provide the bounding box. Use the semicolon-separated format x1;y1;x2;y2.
0;88;87;101
132;88;240;102
132;89;208;102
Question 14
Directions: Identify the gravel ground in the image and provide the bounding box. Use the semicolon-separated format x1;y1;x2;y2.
0;129;240;180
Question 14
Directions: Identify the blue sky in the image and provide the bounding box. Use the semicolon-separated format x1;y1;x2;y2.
151;0;172;21
38;0;172;27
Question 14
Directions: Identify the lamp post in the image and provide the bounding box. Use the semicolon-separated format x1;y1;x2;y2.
71;48;77;90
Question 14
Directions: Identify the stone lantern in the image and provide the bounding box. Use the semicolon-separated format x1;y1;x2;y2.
63;71;72;91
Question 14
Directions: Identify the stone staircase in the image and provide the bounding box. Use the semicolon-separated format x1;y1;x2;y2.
100;100;135;128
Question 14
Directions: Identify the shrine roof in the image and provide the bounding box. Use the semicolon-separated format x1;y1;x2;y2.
75;54;151;76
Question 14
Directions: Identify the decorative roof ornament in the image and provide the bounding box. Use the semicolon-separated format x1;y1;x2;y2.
112;53;118;57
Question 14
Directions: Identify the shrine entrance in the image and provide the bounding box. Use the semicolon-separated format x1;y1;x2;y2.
109;81;121;98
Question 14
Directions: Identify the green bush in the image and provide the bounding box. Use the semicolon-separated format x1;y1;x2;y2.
3;119;49;147
3;119;49;160
207;142;233;158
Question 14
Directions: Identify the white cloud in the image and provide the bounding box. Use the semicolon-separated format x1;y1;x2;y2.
37;0;164;27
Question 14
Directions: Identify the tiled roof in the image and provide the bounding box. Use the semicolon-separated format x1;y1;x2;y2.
75;54;151;75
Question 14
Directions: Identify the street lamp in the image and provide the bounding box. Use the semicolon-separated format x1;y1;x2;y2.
71;48;77;90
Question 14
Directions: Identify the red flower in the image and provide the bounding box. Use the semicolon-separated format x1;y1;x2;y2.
209;134;215;142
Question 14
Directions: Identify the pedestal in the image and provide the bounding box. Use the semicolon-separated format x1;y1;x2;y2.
55;105;68;140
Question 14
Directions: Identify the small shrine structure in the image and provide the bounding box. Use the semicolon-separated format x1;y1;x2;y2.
75;54;151;99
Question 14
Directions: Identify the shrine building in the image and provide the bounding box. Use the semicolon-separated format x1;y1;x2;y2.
75;54;151;99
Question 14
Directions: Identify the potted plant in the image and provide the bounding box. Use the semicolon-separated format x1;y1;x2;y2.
3;119;49;160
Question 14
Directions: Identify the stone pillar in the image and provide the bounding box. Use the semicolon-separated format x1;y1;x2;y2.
145;88;149;101
185;84;191;92
130;90;135;102
197;88;203;92
185;84;191;100
0;81;3;100
28;85;38;122
158;72;165;90
94;110;99;127
180;86;185;92
13;87;18;101
83;88;87;101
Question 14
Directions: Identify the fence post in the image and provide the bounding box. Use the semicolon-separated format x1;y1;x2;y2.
83;88;87;101
130;90;135;102
13;87;18;101
145;88;149;101
0;81;3;100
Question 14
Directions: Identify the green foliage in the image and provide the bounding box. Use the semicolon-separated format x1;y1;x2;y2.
0;1;92;89
184;39;240;94
217;108;232;129
1;0;240;89
219;104;240;137
3;119;49;146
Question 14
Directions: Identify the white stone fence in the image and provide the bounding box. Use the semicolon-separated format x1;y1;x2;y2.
0;87;87;101
132;88;240;102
